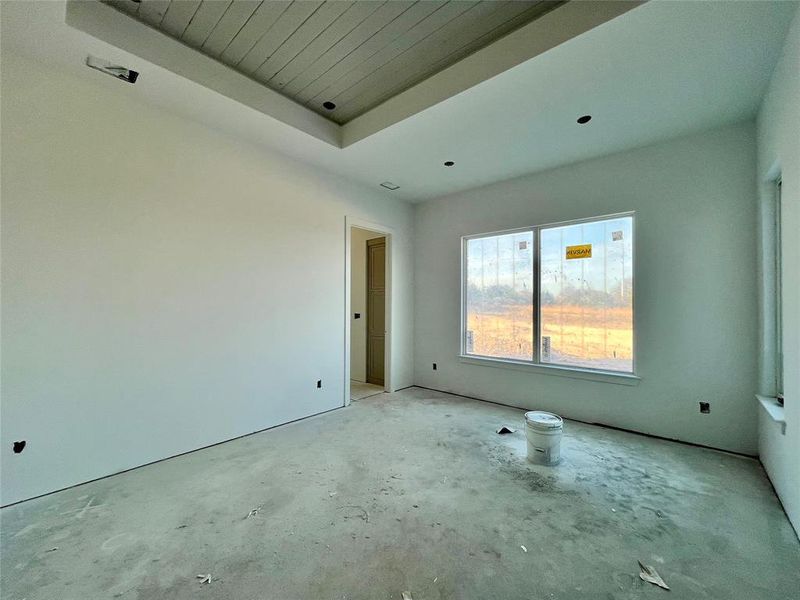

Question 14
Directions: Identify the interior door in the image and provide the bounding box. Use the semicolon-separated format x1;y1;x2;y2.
366;237;386;386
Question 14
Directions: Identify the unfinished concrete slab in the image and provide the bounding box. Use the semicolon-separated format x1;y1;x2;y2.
350;380;385;402
2;388;798;599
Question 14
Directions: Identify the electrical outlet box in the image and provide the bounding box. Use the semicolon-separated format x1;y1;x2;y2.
432;363;437;370
699;402;710;414
317;380;322;389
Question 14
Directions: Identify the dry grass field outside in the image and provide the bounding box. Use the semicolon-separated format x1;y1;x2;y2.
467;304;633;371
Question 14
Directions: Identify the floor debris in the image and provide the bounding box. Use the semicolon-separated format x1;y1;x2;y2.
521;545;528;552
337;505;369;523
329;492;337;497
638;561;669;590
246;506;262;518
401;592;413;600
197;574;212;584
45;547;58;552
496;426;516;434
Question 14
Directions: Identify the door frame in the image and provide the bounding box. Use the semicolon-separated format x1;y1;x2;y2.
344;216;394;407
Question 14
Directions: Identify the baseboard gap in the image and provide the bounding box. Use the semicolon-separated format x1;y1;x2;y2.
410;384;757;459
1;405;343;509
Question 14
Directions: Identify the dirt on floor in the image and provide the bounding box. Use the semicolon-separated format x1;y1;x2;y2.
2;388;798;600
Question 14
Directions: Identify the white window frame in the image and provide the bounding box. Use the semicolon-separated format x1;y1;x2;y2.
460;212;638;383
775;179;783;399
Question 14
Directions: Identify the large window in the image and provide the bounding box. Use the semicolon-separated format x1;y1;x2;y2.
462;213;634;374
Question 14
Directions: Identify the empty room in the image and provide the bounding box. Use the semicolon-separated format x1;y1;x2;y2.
1;1;798;598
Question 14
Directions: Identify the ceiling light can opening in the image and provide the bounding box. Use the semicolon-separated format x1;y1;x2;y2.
444;161;455;167
577;115;592;124
322;101;336;110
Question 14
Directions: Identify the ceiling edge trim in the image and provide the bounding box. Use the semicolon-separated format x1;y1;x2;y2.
64;0;342;148
341;0;645;147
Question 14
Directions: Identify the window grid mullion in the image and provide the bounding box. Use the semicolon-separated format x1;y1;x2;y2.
533;226;541;366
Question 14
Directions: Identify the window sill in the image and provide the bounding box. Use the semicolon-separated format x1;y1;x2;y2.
458;355;640;386
756;395;786;435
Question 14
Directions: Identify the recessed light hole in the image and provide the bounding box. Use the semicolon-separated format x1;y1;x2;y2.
577;115;592;124
322;101;336;110
444;161;455;167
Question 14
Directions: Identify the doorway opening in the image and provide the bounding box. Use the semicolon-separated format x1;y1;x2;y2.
346;220;391;404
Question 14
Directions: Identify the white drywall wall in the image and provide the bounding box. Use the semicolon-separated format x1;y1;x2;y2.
350;228;384;382
414;122;759;455
756;5;800;535
0;54;414;506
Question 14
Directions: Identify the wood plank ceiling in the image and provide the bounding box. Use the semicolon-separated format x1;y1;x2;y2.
104;0;564;124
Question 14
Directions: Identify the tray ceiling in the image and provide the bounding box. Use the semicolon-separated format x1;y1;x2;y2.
103;0;563;124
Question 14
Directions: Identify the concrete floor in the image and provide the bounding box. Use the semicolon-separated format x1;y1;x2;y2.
350;380;385;401
2;387;798;600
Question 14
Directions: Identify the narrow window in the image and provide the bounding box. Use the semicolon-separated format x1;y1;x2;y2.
775;179;783;400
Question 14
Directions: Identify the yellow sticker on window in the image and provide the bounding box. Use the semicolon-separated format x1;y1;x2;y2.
566;244;592;259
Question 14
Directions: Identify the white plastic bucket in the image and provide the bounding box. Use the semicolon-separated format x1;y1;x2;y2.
525;411;563;465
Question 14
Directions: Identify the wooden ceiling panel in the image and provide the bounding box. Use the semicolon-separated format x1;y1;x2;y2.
309;1;498;114
106;0;140;15
251;1;351;84
181;0;233;46
292;1;441;105
219;1;292;66
137;0;171;26
237;1;322;74
102;0;565;124
268;1;382;90
160;0;202;38
280;1;417;100
201;1;262;57
332;1;560;121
